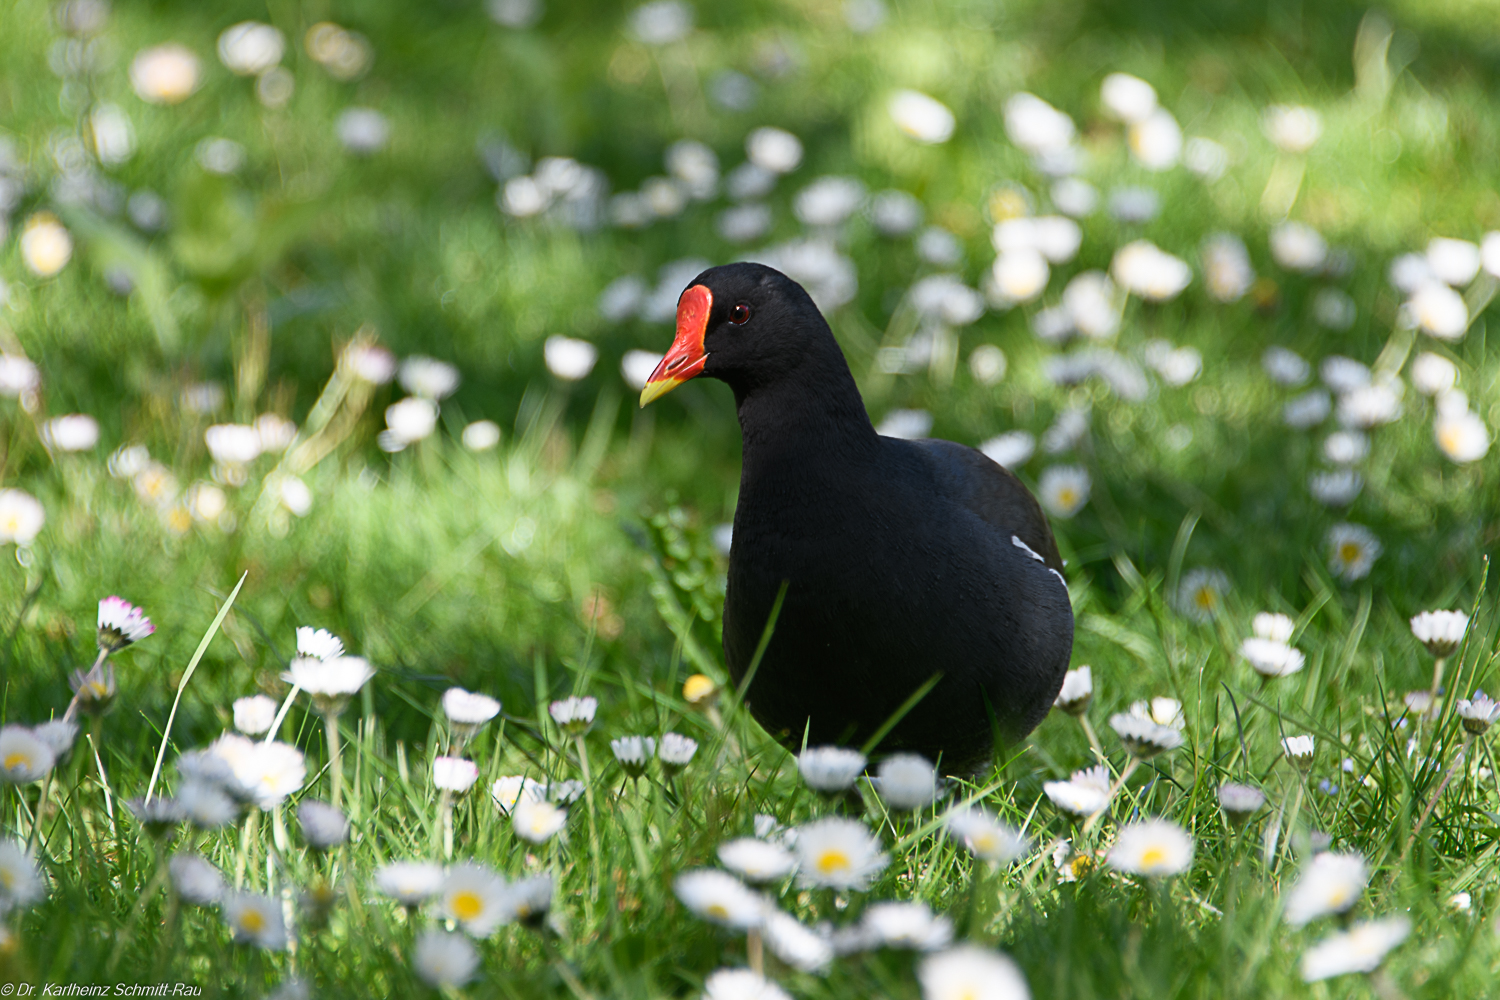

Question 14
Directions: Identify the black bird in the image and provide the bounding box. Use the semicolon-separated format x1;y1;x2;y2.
640;262;1073;773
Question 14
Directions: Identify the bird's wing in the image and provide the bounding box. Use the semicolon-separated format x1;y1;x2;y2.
914;438;1066;574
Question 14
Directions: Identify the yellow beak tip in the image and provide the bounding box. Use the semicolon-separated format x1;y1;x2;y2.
639;379;679;408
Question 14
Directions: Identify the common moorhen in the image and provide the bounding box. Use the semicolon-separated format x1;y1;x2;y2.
641;262;1074;773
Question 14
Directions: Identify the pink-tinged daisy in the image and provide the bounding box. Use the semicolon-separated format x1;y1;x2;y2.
97;596;154;652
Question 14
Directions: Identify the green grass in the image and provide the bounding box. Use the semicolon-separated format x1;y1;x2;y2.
2;0;1500;996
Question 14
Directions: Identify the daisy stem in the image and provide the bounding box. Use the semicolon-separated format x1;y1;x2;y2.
62;648;108;723
1431;656;1447;696
440;790;454;861
747;927;764;975
236;807;261;890
574;733;602;904
1081;757;1139;834
1078;715;1106;764
1405;734;1471;862
325;710;344;811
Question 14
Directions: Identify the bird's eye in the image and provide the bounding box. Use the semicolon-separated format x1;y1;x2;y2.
729;303;752;325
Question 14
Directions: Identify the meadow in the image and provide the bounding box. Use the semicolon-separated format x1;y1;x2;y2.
1;0;1498;996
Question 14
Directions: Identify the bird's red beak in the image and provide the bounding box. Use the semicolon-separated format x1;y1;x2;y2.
640;284;712;406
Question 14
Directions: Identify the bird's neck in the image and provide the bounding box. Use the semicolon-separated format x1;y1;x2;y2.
732;359;879;480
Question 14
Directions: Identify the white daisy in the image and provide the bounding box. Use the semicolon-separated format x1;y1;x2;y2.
31;720;77;759
218;22;284;75
40;414;99;452
222;892;287;949
177;780;236;829
1044;764;1113;817
1038;465;1090;519
863;901;954;951
1262;105;1322;153
718;838;796;884
1240;637;1306;678
1408;281;1468;339
1410;610;1469;657
1253;612;1296;642
1300;917;1409;982
874;754;939;810
375;860;445;907
1176;568;1229;622
1063;271;1123;339
1106;818;1194;876
1284;851;1368;926
413;929;480;988
461;420;502;451
1283;390;1332;428
945;806;1027;864
989;249;1050;306
1262;346;1310;386
1218;783;1266;825
1456;691;1500;734
490;775;548;815
512;798;567;843
440;862;512;936
203;423;262;465
1052;666;1093;715
1128;109;1182;171
888;89;954;144
762;909;834;972
1337;383;1403;429
980;431;1032;468
794;817;889;890
209;734;306;809
673;869;767;930
398;356;461;399
1283;735;1316;769
381;397;439;449
1110;715;1185;759
745;127;803;174
442;687;501;729
658;732;698;771
0;726;55;784
1308;469;1362;507
1111;240;1191;301
549;696;597;734
544;336;598;381
1100;72;1156;123
126;795;185;837
295;627;345;661
232;695;278;735
1410;351;1457;395
0;840;45;909
297;800;349;848
433;757;479;793
1326;523;1380;582
611;735;656;778
1270;222;1327;272
168;852;223;906
918;944;1032;1000
1004;92;1075;154
1323;429;1369;465
702;968;792;1000
505;873;555;928
797;746;866;792
20;213;73;277
0;490;46;547
1435;410;1490;463
1051;177;1098;217
285;656;375;714
1052;839;1092;882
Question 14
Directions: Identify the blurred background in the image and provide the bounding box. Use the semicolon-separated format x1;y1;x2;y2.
1;0;1497;742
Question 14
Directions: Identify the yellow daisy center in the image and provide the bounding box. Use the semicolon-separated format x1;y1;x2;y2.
1339;542;1362;563
1139;845;1167;869
973;833;997;852
706;903;730;919
451;890;484;921
239;909;266;934
0;515;19;533
4;752;31;771
816;849;850;875
1057;488;1077;508
1194;587;1217;609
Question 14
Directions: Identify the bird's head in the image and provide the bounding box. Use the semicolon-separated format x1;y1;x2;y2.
639;262;831;406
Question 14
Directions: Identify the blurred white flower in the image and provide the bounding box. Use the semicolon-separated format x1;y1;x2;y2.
1323;429;1369;465
1435;410;1490;463
945;807;1027;864
1004;92;1075;153
1312;288;1356;330
549;695;597;733
205;424;262;465
726;163;777;202
89;103;134;165
1264;346;1311;387
1270;222;1327;272
746;128;802;174
713;204;769;245
1128;109;1182;171
1038;465;1089;518
871;190;923;235
659;732;698;769
169;852;224;905
718;838;796;884
20;213;72;278
1410;352;1457;395
382;397;439;450
703;969;790;1000
488;0;544;28
297;799;349;848
674;869;766;929
440;862;511;936
1327;523;1380;581
1058;271;1120;339
433;757;479;793
209;735;306;809
798;746;866;792
1201;234;1254;303
1436;388;1470;419
628;0;693;44
1110;715;1184;758
130;44;201;104
195;138;245;175
642;176;686;217
1044;764;1111;817
512;798;567;843
968;346;1007;387
0;727;55;784
989;249;1049;306
399;356;460;399
286;656;375;713
460;420;501;452
223;892;287;949
233;695;278;735
1108;186;1160;223
863;901;954;951
41;414;99;452
1483;231;1500;278
256;67;295;107
1184;137;1230;180
0;490;46;547
1300;917;1409;982
1284;852;1367;926
1426;237;1481;286
918;944;1031;1000
1053;665;1093;715
994;216;1081;264
874;754;939;810
1143;341;1201;386
1308;469;1362;507
889;90;955;144
1407;281;1468;340
1262;105;1322;153
543;336;598;381
0;356;41;397
620;350;664;391
218;22;284;76
666;140;719;198
763;909;834;972
414;930;479;988
1051;177;1098;217
337;108;390;155
1101;72;1156;123
1107;819;1193;876
980;431;1033;469
794;176;865;227
490;776;547;815
916;227;963;267
1337;383;1402;429
844;0;887;32
1241;637;1306;678
1111;240;1191;300
794;817;888;890
502;176;548;217
1319;355;1370;393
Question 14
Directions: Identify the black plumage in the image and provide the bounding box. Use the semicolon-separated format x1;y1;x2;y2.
642;262;1074;773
